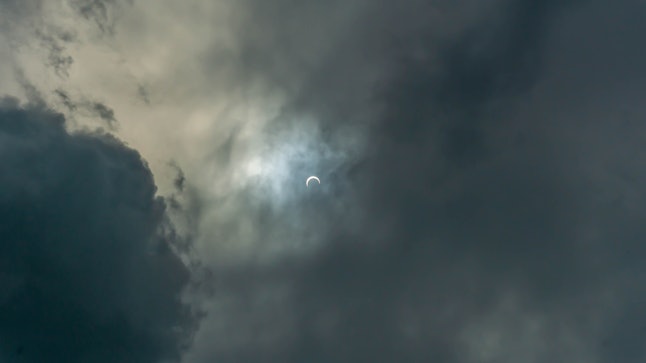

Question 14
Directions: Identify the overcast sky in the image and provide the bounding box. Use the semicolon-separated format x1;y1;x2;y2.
1;0;646;362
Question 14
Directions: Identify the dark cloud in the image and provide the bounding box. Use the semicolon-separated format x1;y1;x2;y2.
90;101;117;126
35;29;75;78
70;0;122;34
0;0;123;35
54;89;118;128
54;89;76;111
190;0;646;361
169;162;186;193
1;1;77;79
0;98;198;362
137;84;151;104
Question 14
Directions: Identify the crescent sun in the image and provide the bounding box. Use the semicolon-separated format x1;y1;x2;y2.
306;176;321;187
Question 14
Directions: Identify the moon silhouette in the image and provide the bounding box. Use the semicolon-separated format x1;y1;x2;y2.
306;176;321;187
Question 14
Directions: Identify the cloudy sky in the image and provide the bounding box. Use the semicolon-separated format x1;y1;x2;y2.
1;0;646;362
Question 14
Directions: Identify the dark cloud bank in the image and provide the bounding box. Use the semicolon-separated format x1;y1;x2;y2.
0;97;197;362
196;0;646;362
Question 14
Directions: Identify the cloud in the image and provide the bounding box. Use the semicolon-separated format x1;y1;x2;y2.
2;0;646;362
54;89;118;129
185;0;646;362
89;101;117;125
0;98;198;362
35;29;75;78
69;0;126;35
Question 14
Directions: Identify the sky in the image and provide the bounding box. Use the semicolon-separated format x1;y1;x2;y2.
1;0;646;362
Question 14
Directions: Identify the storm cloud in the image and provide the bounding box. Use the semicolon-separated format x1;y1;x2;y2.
187;0;646;362
0;98;197;362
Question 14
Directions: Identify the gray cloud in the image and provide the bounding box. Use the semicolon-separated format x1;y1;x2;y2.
35;28;76;78
90;101;117;126
2;0;646;362
54;89;75;110
185;0;646;362
69;0;123;35
0;98;198;362
54;89;118;128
